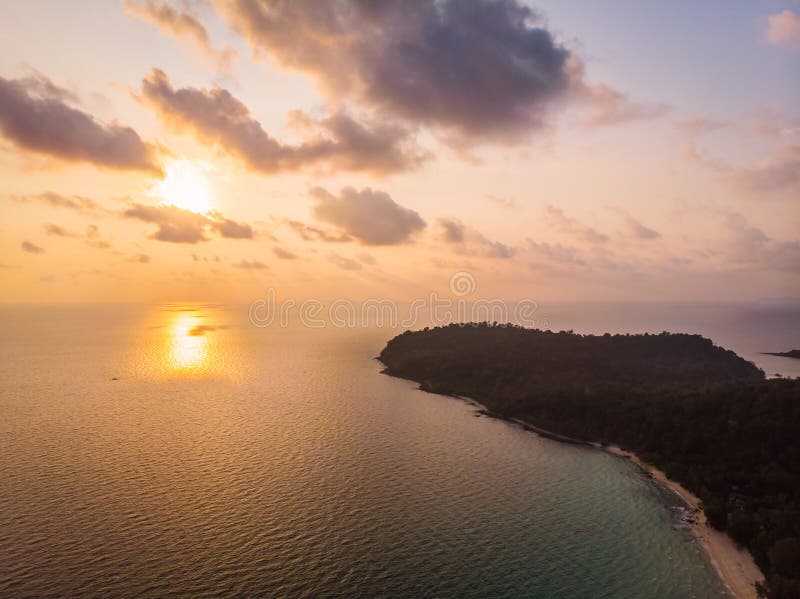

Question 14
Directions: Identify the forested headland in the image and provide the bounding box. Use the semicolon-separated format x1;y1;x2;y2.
379;323;800;598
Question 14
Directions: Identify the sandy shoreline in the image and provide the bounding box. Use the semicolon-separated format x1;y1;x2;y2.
605;445;764;599
451;392;765;598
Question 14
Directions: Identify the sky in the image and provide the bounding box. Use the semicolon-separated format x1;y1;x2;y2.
0;0;798;304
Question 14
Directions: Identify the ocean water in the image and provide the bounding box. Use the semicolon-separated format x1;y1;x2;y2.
0;302;796;598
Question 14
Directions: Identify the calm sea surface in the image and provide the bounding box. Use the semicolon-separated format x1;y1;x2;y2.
1;302;797;598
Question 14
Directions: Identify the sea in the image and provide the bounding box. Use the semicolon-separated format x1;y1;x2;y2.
1;301;798;598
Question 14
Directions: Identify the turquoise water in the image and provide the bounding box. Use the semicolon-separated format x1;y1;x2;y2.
2;303;794;597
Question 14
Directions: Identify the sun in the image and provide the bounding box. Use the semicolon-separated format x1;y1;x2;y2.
151;159;215;214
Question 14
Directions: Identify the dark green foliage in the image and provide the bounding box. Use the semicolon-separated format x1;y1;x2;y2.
379;323;800;598
769;538;800;578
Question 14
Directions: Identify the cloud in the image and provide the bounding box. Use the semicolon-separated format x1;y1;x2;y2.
733;145;800;194
311;187;426;245
284;219;352;243
676;116;727;137
567;55;671;127
311;111;429;173
41;221;118;249
527;240;586;267
545;205;609;244
724;212;800;272
439;218;465;243
10;191;104;215
478;240;514;259
124;203;208;243
358;253;377;265
21;240;44;254
328;253;362;271
0;73;160;172
580;84;669;128
15;69;79;104
140;69;425;174
525;239;639;276
688;140;800;195
123;203;254;243
724;213;769;257
766;9;800;51
208;212;254;239
134;253;151;263
123;0;237;71
217;0;573;142
484;194;516;208
624;215;661;240
273;246;297;260
751;109;800;140
44;223;78;237
679;111;800;195
568;58;669;127
80;224;113;249
588;247;637;273
235;259;268;270
438;217;515;259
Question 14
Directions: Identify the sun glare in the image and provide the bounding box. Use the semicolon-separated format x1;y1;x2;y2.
169;313;209;371
152;159;214;214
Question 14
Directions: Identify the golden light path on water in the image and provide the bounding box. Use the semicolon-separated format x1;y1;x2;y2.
140;305;236;378
169;313;210;371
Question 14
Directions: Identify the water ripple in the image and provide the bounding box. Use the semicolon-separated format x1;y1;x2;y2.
0;306;731;598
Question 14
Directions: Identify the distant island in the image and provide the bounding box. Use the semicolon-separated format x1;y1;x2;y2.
379;324;800;599
762;350;800;360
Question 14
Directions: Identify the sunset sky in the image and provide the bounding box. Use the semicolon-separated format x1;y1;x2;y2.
1;0;798;303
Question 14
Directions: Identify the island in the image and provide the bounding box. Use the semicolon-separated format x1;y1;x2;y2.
762;350;800;360
379;323;800;599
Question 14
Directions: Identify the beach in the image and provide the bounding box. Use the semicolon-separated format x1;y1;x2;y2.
455;392;765;599
604;446;764;599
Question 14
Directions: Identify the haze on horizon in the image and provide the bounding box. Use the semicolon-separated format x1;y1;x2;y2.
0;0;798;304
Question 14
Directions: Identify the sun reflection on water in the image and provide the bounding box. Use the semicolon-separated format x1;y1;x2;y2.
168;313;210;371
139;305;237;379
